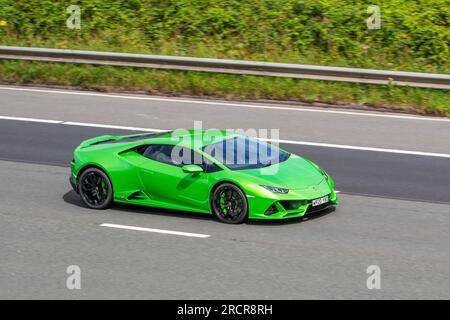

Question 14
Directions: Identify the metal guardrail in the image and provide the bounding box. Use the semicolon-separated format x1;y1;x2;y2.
0;46;449;89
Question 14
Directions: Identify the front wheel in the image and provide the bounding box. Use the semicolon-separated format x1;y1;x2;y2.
78;168;113;209
211;183;248;224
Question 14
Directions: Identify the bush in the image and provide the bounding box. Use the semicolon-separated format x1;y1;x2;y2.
0;0;449;71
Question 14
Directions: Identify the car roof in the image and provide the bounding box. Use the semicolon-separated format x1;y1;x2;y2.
138;129;241;149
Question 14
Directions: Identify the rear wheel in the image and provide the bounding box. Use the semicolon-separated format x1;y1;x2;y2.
211;183;248;224
78;168;113;209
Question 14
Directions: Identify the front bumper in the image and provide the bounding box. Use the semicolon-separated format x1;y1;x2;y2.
246;178;339;220
248;193;338;220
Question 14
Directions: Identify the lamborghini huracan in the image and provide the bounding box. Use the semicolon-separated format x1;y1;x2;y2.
70;129;338;223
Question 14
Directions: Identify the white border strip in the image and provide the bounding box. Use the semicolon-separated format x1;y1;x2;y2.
261;138;450;159
63;121;167;132
100;223;211;238
0;85;449;122
0;115;62;124
1;115;449;158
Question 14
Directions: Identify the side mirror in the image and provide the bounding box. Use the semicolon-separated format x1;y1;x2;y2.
182;164;204;174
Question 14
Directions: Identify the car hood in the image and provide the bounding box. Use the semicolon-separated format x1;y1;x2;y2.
237;156;324;190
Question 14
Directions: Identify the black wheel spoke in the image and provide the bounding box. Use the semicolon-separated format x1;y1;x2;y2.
212;185;247;223
80;171;109;207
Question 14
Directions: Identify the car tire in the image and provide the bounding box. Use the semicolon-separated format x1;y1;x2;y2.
78;167;113;209
211;183;248;224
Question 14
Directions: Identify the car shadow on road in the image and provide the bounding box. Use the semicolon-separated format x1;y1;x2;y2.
63;190;334;225
62;190;215;222
63;190;87;208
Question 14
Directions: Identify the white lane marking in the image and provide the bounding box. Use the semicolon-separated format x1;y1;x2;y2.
100;223;211;238
1;115;450;158
63;121;167;132
335;191;341;194
0;85;449;122
260;138;450;159
0;115;62;124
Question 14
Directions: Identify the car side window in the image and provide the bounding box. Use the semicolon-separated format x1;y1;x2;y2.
140;144;177;166
176;148;222;173
138;144;222;173
202;157;222;173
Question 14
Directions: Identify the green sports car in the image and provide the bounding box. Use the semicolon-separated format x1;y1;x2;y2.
70;129;338;224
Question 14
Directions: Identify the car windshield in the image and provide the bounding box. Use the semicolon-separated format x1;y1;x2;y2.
203;136;290;170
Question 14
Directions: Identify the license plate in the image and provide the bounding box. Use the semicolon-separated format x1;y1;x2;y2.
312;196;329;207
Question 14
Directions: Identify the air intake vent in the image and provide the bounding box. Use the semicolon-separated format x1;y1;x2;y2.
127;191;148;201
279;200;308;211
264;204;278;215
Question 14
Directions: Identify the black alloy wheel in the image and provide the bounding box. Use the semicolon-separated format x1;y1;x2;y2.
211;183;248;224
78;168;113;209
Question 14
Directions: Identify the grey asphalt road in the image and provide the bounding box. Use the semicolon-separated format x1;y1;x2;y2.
0;160;449;299
0;85;449;299
0;85;449;153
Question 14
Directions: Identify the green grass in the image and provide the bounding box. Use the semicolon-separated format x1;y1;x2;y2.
1;60;449;116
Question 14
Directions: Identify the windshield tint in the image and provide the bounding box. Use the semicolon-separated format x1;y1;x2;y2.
203;136;290;170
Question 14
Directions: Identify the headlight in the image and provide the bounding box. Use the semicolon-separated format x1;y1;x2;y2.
261;185;289;194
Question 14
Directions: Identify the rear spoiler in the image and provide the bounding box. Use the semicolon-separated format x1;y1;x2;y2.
79;135;118;148
78;132;172;149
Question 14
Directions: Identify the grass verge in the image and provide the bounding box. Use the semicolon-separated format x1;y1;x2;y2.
0;60;449;116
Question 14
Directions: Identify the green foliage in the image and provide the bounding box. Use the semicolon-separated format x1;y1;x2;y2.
0;1;448;115
0;0;449;71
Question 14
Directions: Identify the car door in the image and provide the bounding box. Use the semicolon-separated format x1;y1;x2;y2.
137;144;214;211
